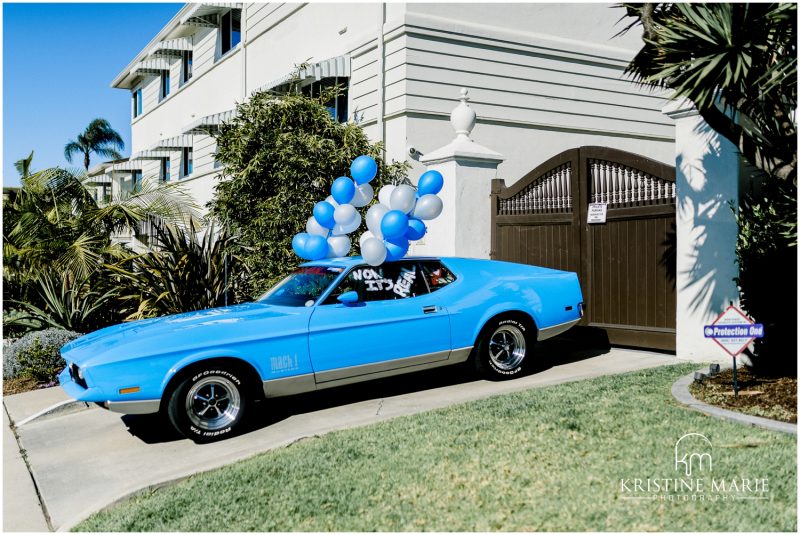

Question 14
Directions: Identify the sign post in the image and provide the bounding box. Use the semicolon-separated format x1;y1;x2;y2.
703;306;764;397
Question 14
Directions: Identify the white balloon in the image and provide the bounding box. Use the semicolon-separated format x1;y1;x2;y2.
331;211;361;235
359;230;375;249
412;194;444;220
306;216;329;237
389;184;417;214
351;183;374;208
346;211;362;231
334;203;357;225
378;185;396;208
327;235;351;257
325;195;339;208
366;203;389;239
361;237;387;266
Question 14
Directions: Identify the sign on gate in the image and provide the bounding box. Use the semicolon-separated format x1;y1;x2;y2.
587;203;608;224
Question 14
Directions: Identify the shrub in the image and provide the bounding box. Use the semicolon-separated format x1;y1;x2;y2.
2;307;42;338
210;87;408;297
108;220;249;319
4;328;82;382
3;165;197;336
736;176;797;377
10;270;120;334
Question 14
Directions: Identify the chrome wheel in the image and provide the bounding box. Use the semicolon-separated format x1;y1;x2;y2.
488;324;527;371
185;376;241;431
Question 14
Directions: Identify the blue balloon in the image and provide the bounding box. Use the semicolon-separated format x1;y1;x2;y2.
350;155;378;185
292;232;311;259
385;237;409;261
405;218;427;241
381;210;409;240
417;170;444;196
304;234;329;260
313;201;336;229
331;176;356;205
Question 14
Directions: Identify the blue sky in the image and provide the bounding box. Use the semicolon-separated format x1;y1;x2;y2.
3;2;182;186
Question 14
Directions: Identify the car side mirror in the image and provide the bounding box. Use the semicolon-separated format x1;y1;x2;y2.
337;291;360;305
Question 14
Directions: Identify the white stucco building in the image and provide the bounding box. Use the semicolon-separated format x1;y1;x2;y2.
110;2;673;209
107;3;742;361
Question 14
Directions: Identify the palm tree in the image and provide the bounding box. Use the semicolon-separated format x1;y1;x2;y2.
618;3;796;183
5;167;198;282
64;119;125;170
4;166;199;333
14;150;34;178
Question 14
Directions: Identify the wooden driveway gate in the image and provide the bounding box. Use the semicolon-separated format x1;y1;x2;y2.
491;146;676;350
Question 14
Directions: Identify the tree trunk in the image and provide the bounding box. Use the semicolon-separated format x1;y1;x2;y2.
84;152;90;170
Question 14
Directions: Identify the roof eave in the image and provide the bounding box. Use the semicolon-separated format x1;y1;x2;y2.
110;4;196;90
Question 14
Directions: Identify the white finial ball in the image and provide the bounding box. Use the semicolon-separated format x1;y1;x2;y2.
451;87;476;138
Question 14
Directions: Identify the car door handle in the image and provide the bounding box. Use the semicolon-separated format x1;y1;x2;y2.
423;305;438;314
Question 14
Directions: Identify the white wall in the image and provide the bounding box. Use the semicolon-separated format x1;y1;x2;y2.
665;101;740;362
408;3;645;51
245;3;382;95
130;48;242;152
121;2;675;229
393;5;674;187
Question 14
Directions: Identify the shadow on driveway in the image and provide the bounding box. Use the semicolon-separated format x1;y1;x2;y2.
120;328;611;445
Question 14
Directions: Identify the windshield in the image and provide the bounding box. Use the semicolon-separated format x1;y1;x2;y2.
257;266;344;307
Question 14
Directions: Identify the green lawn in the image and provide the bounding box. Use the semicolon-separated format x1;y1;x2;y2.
77;364;796;531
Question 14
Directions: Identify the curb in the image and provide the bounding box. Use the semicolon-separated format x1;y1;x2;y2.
14;400;93;428
671;371;797;435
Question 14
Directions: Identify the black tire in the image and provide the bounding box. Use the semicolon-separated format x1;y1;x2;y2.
167;365;248;442
474;316;535;379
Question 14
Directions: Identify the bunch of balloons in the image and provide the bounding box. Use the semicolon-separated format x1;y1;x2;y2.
291;155;378;261
359;169;444;266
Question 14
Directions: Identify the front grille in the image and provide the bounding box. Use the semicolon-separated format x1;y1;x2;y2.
69;363;88;389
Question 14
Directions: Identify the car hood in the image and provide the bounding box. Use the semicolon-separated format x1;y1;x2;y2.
62;302;308;367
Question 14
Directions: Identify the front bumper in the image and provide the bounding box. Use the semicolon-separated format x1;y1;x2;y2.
102;399;161;415
58;368;160;415
59;367;102;401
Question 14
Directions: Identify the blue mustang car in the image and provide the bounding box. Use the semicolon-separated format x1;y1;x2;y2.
60;257;583;441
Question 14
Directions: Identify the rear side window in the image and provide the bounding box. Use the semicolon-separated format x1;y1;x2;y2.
419;261;457;293
324;261;428;303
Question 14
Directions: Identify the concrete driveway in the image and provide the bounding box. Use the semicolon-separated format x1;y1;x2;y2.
4;338;676;531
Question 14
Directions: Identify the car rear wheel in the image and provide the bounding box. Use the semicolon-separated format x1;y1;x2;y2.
167;366;247;442
474;316;534;379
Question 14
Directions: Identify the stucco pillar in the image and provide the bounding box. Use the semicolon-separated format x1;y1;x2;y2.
663;99;741;362
413;89;504;259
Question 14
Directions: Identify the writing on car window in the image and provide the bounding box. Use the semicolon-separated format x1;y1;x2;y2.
325;262;428;303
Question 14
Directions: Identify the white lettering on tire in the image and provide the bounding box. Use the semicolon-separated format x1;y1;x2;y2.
487;318;527;375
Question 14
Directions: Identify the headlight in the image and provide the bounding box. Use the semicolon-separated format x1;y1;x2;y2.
68;362;87;387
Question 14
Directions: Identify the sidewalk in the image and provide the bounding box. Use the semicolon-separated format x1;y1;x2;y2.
3;408;49;532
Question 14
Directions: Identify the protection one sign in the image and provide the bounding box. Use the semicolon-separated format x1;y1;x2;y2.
703;306;764;357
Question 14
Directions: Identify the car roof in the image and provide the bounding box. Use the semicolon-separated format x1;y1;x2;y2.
301;256;443;268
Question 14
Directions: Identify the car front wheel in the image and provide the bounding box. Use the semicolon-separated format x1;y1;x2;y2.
167;366;247;442
475;316;534;379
